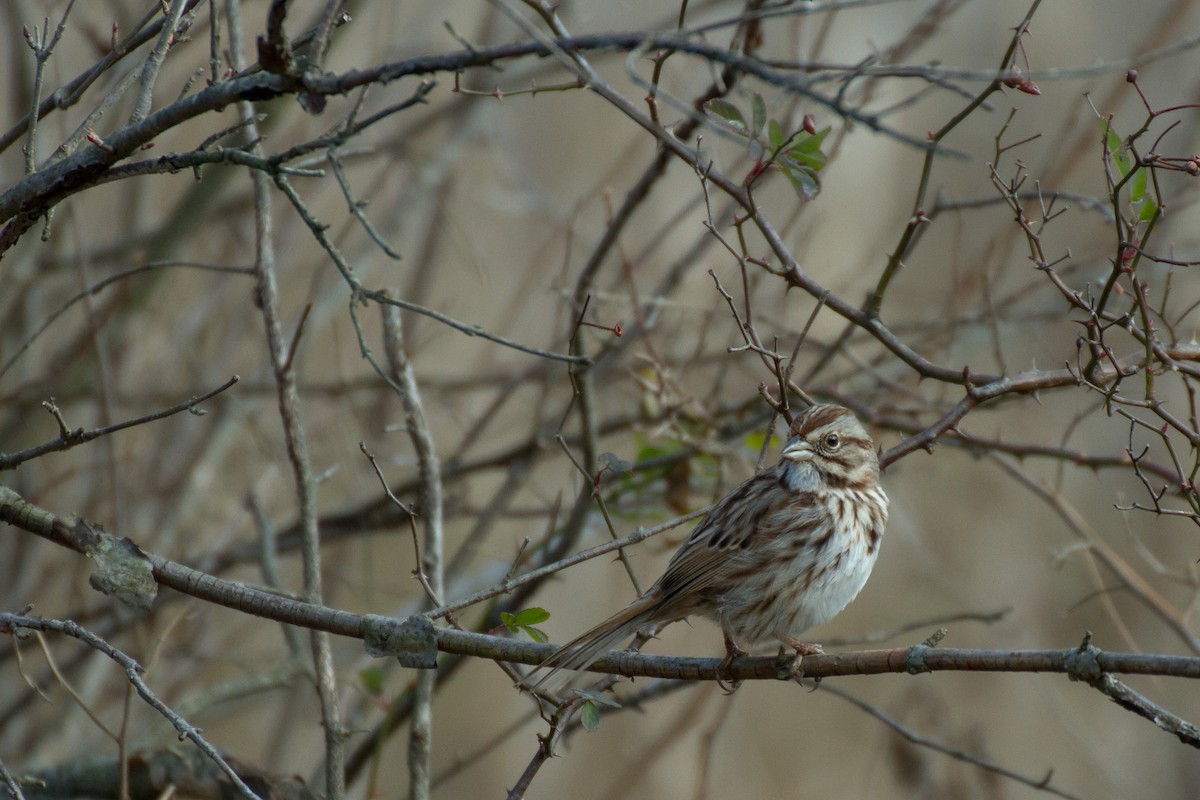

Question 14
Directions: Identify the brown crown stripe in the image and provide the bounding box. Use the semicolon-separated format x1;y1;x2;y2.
792;404;849;436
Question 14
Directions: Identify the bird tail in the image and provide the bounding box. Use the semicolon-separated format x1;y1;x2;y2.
520;596;658;693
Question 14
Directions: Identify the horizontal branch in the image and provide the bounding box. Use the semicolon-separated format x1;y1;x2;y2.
0;30;946;245
3;484;1198;746
432;627;1200;682
3;487;1198;681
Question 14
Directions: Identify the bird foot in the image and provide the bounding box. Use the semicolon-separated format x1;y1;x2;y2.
716;633;747;694
782;638;825;656
774;646;800;681
779;639;824;683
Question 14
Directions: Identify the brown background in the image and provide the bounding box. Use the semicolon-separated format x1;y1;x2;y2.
3;0;1200;797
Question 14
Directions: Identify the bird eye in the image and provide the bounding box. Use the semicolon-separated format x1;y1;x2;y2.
823;433;840;450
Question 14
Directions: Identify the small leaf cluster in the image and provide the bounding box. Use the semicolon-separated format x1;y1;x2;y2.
499;607;551;643
703;92;830;199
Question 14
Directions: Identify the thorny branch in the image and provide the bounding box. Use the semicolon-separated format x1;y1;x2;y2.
5;2;1200;798
3;488;1200;750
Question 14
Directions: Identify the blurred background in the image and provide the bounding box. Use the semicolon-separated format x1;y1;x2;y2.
3;0;1200;797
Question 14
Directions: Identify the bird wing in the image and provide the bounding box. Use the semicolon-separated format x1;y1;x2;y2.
652;469;821;610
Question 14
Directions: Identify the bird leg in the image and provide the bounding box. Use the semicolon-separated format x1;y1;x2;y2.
780;638;824;682
716;630;747;694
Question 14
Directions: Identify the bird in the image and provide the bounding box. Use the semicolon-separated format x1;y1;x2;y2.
522;402;888;691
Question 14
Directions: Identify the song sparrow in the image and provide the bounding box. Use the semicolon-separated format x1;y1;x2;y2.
525;403;888;690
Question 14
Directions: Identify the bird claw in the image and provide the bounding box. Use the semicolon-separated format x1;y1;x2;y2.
779;639;824;683
717;633;747;694
716;654;743;694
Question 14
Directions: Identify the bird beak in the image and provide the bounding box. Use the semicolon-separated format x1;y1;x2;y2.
781;438;814;461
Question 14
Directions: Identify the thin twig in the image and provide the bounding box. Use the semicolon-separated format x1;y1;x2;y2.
0;614;262;800
0;262;253;381
821;683;1084;799
0;752;25;800
0;376;240;470
129;0;189;123
427;508;708;620
555;434;642;593
224;2;344;796
22;0;78;174
380;303;446;800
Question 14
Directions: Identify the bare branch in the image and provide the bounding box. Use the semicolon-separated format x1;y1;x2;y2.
0;614;263;800
0;376;240;470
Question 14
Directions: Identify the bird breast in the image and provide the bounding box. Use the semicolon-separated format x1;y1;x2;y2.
712;487;887;646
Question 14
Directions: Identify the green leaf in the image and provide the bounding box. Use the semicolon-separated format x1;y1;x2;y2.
751;93;766;139
599;452;632;474
703;99;748;136
1130;163;1146;204
504;607;552;641
781;164;821;200
524;626;549;643
580;700;600;732
1138;195;1159;222
359;666;385;696
512;607;551;626
1102;121;1130;177
790;126;831;154
783;149;825;171
768;119;784;151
